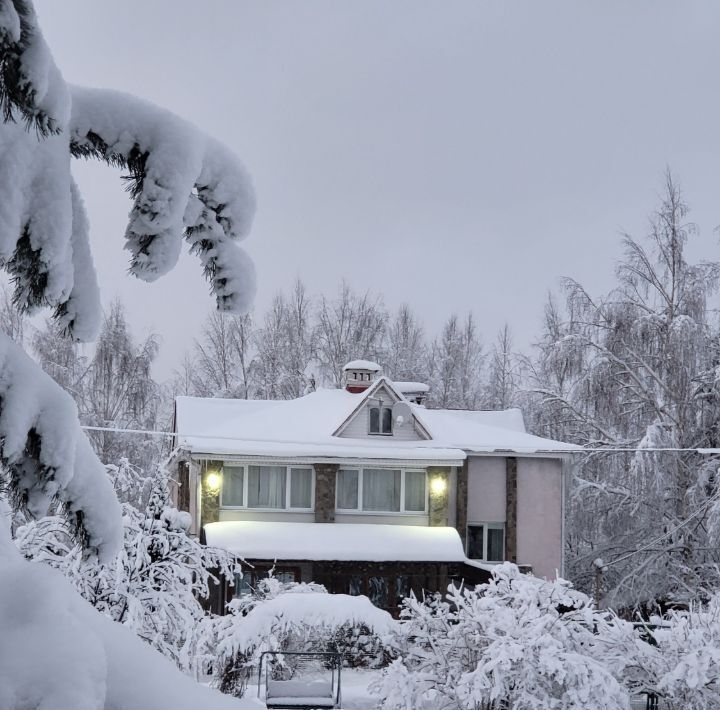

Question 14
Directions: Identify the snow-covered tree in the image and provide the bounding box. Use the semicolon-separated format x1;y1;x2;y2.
189;310;256;398
81;301;162;471
428;313;485;409
373;563;634;710
526;173;720;608
15;468;235;672
315;282;387;387
485;324;517;410
254;280;315;398
0;1;256;707
383;303;429;383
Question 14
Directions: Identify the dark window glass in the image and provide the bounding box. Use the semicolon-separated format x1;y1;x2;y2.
368;576;389;608
369;407;380;433
222;466;244;506
347;575;364;596
467;525;484;560
381;407;393;434
487;527;505;562
395;575;411;605
233;571;254;597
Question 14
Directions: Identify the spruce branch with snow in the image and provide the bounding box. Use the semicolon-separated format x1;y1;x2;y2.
16;467;236;671
0;1;258;707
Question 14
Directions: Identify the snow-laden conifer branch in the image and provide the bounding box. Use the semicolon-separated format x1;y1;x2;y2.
70;86;257;314
0;332;121;559
0;0;69;135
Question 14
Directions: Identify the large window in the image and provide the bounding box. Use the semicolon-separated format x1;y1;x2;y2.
369;406;393;435
467;523;505;562
220;464;314;510
336;468;427;513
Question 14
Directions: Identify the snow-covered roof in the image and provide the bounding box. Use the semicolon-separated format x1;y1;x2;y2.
343;360;382;371
411;406;576;453
174;385;578;459
204;521;469;562
393;381;430;394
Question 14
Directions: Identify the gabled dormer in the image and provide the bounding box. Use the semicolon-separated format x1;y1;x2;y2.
334;365;432;441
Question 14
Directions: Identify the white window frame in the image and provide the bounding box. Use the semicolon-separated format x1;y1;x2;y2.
336;467;428;515
368;405;393;436
219;463;315;512
466;522;505;563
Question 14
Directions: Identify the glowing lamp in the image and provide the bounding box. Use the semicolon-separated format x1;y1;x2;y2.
430;477;447;495
205;472;221;492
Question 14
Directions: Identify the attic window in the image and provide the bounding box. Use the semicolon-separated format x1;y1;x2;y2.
369;406;392;435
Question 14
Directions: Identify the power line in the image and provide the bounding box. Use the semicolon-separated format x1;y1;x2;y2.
77;425;720;455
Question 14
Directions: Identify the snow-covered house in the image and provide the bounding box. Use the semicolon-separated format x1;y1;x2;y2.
171;361;577;615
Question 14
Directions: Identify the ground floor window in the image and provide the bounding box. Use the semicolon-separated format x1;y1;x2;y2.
467;523;505;562
233;566;300;597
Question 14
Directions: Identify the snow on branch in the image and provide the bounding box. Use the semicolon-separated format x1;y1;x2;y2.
70;86;257;314
0;0;69;134
0;331;121;558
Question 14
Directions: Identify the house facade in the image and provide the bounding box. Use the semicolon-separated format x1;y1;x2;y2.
170;360;577;615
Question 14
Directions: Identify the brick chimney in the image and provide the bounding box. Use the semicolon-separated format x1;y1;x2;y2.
343;360;382;393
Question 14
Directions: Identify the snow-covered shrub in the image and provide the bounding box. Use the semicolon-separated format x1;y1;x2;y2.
198;577;396;697
633;598;720;709
373;563;633;710
15;469;235;671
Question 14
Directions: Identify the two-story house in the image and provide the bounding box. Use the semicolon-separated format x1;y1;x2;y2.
170;360;577;615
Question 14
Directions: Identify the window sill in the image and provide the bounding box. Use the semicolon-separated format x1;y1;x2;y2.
335;509;428;516
220;506;314;513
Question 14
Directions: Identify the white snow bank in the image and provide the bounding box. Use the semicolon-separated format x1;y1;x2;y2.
0;544;257;710
204;521;468;562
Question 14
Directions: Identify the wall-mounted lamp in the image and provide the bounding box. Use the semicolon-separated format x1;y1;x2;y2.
430;476;447;495
205;471;222;493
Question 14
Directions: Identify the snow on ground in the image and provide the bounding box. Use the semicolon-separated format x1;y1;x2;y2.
247;670;381;710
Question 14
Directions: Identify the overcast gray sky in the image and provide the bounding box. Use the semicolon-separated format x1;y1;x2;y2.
35;1;720;378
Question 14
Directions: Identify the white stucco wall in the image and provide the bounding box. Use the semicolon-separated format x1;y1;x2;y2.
466;456;506;524
516;457;564;580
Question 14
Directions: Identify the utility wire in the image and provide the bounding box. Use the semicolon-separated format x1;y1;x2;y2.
77;425;720;455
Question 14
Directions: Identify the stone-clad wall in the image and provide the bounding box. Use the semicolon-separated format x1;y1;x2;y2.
428;466;451;527
314;463;339;523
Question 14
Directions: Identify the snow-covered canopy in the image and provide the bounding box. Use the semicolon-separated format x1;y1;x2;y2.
204;521;468;562
174;377;579;460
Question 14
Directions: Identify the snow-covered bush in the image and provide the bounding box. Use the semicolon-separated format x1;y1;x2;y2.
198;577;396;697
15;469;235;671
631;598;720;709
373;563;633;710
